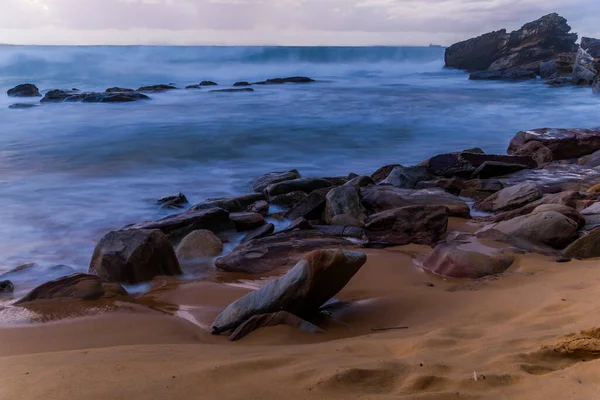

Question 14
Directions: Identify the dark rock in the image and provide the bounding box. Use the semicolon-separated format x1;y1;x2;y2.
539;60;558;79
380;165;433;188
513;140;553;166
15;274;127;304
209;88;254;93
475;183;542;212
270;191;308;209
0;280;14;293
563;227;600;259
254;77;315;85
82;92;150;103
470;161;532;179
266;178;332;198
508;128;600;160
423;240;515;279
157;193;189;209
128;208;233;242
545;76;573;87
212;249;366;334
364;205;448;246
8;103;39;109
469;69;537;81
580;202;600;228
312;225;367;240
581;37;600;58
230;212;266;231
233;82;251;87
248;200;270;216
572;48;598;85
241;223;275;244
371;164;401;183
214;230;357;274
199;81;218;86
320;176;349;186
228;311;324;341
285;187;331;220
40;89;78;103
282;217;313;232
463;179;503;193
445;29;508;71
185;84;202;89
346;175;375;188
250;170;301;192
105;87;135;93
89;229;182;283
415;178;464;195
7;83;41;97
191;193;265;213
325;185;366;226
463;147;485;154
421;151;536;177
137;84;177;93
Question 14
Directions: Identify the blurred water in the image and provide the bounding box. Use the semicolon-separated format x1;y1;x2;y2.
1;45;599;292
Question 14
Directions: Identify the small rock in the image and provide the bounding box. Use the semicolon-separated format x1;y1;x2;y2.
8;103;39;109
229;212;267;231
157;193;188;209
185;84;202;89
7;83;41;97
137;84;177;93
254;77;315;85
325;185;366;226
209;88;254;93
233;82;251;87
105;87;135;93
380;165;433;189
250;170;301;193
199;81;218;86
0;280;14;293
191;193;265;213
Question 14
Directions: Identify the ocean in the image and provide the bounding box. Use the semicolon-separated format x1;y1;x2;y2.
1;45;600;292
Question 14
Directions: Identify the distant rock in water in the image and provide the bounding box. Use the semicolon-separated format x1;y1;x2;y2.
185;84;202;89
7;83;41;97
209;88;254;93
41;89;149;103
469;69;537;81
0;280;14;293
9;103;39;109
233;81;251;87
199;81;218;86
157;193;189;209
41;89;79;103
445;13;577;74
105;87;135;93
254;77;315;84
137;84;177;93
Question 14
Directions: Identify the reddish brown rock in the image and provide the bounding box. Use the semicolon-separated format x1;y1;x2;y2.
508;128;600;160
229;212;266;231
514;140;554;166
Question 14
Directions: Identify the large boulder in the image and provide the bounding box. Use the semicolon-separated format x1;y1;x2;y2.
421;151;536;178
508;128;600;160
513;140;553;166
445;13;577;72
563;228;600;259
572;48;598;85
89;229;182;283
423;240;515;279
175;229;223;262
361;185;470;218
482;211;578;249
531;204;585;229
15;274;127;304
128;208;233;242
581;37;600;58
215;230;357;274
265;178;332;197
364;205;448;246
250;170;301;192
325;185;366;226
211;249;366;335
7;83;41;97
379;166;433;188
190;193;265;212
475;183;542;212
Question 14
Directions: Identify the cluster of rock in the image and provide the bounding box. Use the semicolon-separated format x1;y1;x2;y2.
445;13;600;94
5;77;316;108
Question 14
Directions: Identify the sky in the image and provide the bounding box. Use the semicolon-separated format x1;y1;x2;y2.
1;0;599;46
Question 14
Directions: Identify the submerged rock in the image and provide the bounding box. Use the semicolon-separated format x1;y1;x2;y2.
8;103;39;109
89;229;182;284
105;87;135;93
212;249;366;335
199;81;218;86
41;89;79;103
209;88;254;93
250;170;301;192
137;84;177;93
508;128;600;160
15;274;127;304
185;84;202;89
81;92;150;102
157;193;189;209
233;81;251;87
254;77;315;84
7;83;41;97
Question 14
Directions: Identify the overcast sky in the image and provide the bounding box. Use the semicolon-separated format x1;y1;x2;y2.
1;0;599;45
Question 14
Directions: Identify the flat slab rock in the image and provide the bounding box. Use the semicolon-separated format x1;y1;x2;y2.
421;151;536;178
508;128;600;160
215;230;358;274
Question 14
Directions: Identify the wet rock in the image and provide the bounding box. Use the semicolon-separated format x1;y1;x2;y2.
540;60;558;79
254;77;315;84
581;37;600;58
463;179;504;193
191;193;265;213
82;92;150;102
476;228;559;256
248;200;269;216
475;183;542;212
176;229;223;262
371;164;401;183
514;140;553;166
531;204;585;229
572;48;598;85
313;224;366;240
380;165;433;189
250;170;301;192
212;249;366;334
89;229;182;283
320;176;349;186
209;88;254;93
285;188;331;220
199;81;218;86
8;103;39;109
470;161;532;179
282;217;313;232
128;208;233;242
265;178;332;198
233;81;251;87
563;227;600;259
481;211;578;249
415;178;464;195
230;212;266;231
270;191;307;209
157;193;188;209
41;89;79;103
7;83;41;97
241;223;275;244
578;150;600;168
137;84;177;93
185;84;202;89
325;185;366;226
361;186;470;218
215;230;357;274
421;151;536;177
15;274;127;304
364;205;448;246
423;241;515;279
469;69;536;81
228;311;325;341
105;87;135;93
508;128;600;160
0;280;14;293
545;76;573;87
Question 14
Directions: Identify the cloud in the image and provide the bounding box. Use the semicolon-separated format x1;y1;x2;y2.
1;0;599;45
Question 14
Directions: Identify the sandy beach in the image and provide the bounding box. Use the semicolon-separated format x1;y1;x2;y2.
3;242;600;400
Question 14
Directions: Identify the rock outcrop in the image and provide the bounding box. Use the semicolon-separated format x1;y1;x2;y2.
572;48;598;85
508;128;600;160
581;37;600;58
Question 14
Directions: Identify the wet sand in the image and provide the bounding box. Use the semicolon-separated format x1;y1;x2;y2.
2;245;600;399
